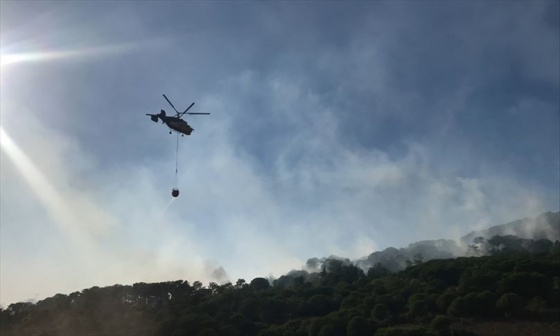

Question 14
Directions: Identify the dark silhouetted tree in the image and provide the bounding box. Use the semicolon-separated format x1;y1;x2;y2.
250;278;271;291
496;293;525;318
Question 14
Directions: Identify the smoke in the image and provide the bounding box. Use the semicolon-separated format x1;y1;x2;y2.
461;211;560;245
210;267;230;284
304;258;322;272
291;211;560;277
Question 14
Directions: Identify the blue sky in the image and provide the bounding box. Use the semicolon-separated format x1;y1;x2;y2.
1;1;558;306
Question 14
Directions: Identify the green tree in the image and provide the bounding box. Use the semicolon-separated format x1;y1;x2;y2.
259;298;287;323
496;293;524;318
430;315;454;336
198;329;219;336
487;235;525;254
153;318;177;336
235;279;247;289
230;313;252;334
220;324;241;336
459;270;500;293
192;281;204;291
529;239;553;253
346;316;371;336
250;278;271;291
308;315;345;336
498;272;551;299
174;314;216;336
304;295;336;317
475;291;497;316
375;325;435;336
447;297;472;317
526;296;547;314
239;298;262;321
371;303;389;321
435;290;457;313
318;325;337;336
367;263;391;279
406;293;434;320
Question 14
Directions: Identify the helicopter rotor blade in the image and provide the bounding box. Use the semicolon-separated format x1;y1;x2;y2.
187;113;210;115
162;94;180;114
177;102;196;118
183;102;195;113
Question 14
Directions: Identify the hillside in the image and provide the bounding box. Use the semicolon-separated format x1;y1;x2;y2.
1;245;558;336
347;211;559;273
461;211;560;245
1;212;559;336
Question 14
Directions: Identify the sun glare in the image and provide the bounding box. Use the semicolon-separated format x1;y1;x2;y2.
1;42;141;68
1;52;62;67
0;127;78;233
1;49;90;68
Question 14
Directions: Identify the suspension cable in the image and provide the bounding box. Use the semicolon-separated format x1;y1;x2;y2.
175;133;179;186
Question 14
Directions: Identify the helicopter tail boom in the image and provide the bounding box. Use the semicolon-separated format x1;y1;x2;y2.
146;110;166;123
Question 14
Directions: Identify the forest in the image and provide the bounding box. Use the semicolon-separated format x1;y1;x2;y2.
1;233;559;336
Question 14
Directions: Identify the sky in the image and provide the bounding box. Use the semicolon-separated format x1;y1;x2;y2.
1;1;558;306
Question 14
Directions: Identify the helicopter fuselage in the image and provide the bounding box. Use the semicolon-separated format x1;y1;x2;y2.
161;115;193;135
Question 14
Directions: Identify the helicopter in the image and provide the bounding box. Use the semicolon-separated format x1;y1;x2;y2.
146;94;210;136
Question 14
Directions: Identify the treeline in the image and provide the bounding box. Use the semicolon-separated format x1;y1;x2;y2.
1;236;559;336
466;235;558;256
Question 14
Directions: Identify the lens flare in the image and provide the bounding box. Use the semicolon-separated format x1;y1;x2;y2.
1;50;80;67
0;127;77;231
1;43;140;68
